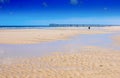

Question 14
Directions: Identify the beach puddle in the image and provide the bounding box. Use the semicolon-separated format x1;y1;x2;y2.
0;32;120;58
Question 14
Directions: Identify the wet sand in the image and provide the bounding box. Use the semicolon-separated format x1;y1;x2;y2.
0;28;110;44
112;35;120;45
0;46;120;78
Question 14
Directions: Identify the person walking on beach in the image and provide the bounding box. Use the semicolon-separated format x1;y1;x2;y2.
88;26;90;30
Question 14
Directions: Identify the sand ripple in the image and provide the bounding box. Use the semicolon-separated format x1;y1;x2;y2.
0;47;120;78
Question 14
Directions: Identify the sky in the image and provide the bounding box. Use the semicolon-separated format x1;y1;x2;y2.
0;0;120;25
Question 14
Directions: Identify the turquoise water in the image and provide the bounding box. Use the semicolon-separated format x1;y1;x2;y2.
0;31;120;58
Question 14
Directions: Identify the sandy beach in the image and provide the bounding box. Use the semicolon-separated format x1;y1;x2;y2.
0;46;120;78
1;0;120;77
0;28;111;44
103;26;120;32
0;26;120;78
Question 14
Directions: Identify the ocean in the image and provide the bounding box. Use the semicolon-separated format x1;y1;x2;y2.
0;25;113;29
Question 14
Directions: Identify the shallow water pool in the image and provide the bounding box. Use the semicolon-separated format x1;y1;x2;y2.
0;32;120;58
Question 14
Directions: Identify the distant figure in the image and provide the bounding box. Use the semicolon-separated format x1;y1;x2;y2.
88;26;90;30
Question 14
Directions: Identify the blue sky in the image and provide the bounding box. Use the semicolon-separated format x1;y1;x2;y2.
0;0;120;25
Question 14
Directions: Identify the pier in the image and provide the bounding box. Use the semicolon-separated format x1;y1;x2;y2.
49;24;113;27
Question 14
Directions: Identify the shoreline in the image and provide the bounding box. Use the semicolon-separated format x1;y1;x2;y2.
0;27;115;44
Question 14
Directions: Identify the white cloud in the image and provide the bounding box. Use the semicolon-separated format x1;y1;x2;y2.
42;2;48;7
0;0;9;3
104;7;108;10
0;0;4;3
70;0;78;5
